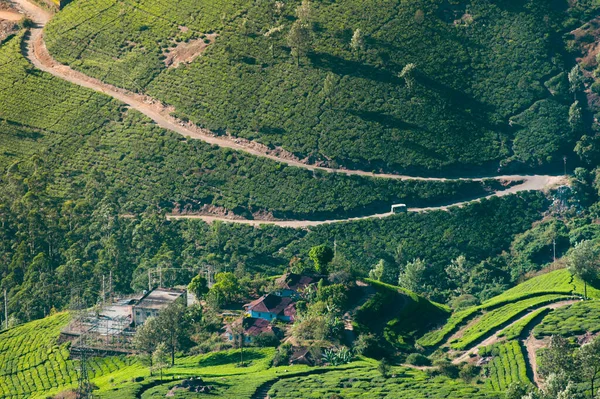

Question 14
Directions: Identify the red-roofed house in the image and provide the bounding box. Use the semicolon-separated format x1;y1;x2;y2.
225;317;280;344
244;294;296;322
274;273;315;298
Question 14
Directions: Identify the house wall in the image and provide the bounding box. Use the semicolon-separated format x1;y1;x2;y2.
248;310;276;321
133;307;160;325
274;289;296;298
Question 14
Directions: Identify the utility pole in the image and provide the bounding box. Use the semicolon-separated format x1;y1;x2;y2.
148;269;152;291
102;275;106;305
4;289;7;330
563;155;567;176
159;266;162;288
553;239;556;262
108;270;112;302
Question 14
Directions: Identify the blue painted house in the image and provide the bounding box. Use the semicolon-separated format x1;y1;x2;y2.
224;317;280;344
273;273;315;298
244;294;296;322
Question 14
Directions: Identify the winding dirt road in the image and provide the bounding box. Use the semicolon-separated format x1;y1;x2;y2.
167;175;563;227
9;0;566;227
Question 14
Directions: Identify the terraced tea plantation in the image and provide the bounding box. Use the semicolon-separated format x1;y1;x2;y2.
449;294;571;350
533;300;600;338
266;367;501;399
418;269;590;351
480;341;529;391
45;0;579;172
0;313;129;399
0;31;499;219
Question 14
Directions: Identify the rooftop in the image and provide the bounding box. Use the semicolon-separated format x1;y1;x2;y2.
135;288;185;310
275;273;315;292
227;317;278;336
245;294;295;318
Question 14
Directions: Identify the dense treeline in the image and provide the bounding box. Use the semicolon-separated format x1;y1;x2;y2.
46;0;594;173
0;154;547;324
0;33;499;220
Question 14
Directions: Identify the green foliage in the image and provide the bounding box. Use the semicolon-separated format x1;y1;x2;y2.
405;353;430;367
355;279;449;351
45;0;576;172
0;33;501;221
187;274;209;299
483;341;530;392
151;343;169;380
568;240;600;298
534;300;600;338
510;99;572;166
308;245;334;274
398;258;427;294
450;294;571;350
377;358;390;378
290;193;548;297
208;272;241;307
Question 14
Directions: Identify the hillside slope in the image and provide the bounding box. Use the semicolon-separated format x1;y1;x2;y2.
44;0;586;174
0;30;508;221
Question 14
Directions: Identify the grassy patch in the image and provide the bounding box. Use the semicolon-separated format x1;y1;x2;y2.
267;366;501;398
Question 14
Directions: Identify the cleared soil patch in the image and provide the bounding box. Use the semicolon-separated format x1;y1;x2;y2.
0;10;22;21
0;8;20;43
164;33;218;68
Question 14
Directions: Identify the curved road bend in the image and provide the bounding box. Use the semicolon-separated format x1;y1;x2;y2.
10;0;565;227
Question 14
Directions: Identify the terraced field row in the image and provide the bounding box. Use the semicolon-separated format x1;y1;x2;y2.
481;341;529;391
265;367;501;399
497;308;549;341
449;294;571;350
534;300;600;338
0;313;128;399
418;269;588;350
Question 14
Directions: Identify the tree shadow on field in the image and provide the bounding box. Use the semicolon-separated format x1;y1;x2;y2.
345;109;427;132
309;52;401;84
340;109;451;162
415;73;496;126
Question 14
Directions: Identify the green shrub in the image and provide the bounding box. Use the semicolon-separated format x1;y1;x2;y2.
405;353;431;367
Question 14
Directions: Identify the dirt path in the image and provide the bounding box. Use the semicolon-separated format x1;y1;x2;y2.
451;299;579;386
9;0;563;183
9;0;566;227
521;299;581;387
0;10;22;21
166;176;564;227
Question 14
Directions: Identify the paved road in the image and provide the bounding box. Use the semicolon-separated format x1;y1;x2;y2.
9;0;566;227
